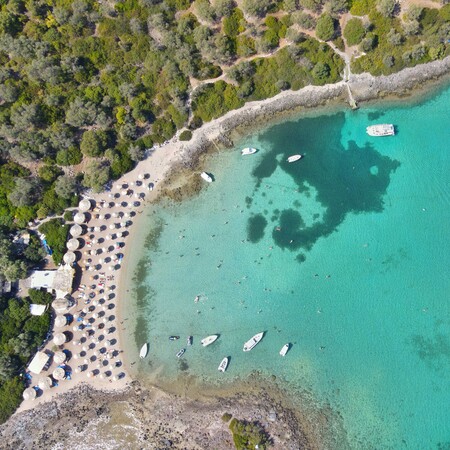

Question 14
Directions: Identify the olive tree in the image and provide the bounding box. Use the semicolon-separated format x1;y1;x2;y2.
8;178;42;207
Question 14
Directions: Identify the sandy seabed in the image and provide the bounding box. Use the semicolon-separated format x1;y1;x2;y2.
1;57;450;449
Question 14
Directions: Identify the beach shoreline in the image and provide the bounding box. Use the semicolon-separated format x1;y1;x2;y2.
4;57;450;447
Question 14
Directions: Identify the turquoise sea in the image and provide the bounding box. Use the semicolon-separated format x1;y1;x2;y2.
122;84;450;449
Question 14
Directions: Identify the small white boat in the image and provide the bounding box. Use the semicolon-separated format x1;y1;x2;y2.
218;357;229;372
187;336;193;346
287;154;302;163
243;332;264;352
279;343;290;356
366;124;395;136
200;172;213;182
139;343;149;359
176;348;185;358
201;335;219;347
241;147;257;156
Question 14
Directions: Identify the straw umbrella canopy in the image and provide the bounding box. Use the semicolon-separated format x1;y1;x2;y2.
74;212;86;224
54;315;67;328
52;367;66;380
53;332;67;346
52;298;70;313
73;353;79;359
23;387;36;401
70;223;83;237
66;238;79;251
109;223;116;230
53;351;67;364
38;377;52;390
138;173;144;180
63;251;76;265
79;198;91;212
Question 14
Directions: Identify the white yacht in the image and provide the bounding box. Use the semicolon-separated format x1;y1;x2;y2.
241;147;257;155
200;172;213;182
366;124;395;136
176;348;185;358
279;343;290;356
201;335;219;347
287;154;302;163
139;343;149;359
243;332;264;352
218;357;229;372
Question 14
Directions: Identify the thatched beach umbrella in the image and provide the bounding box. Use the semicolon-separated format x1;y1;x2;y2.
66;238;79;251
79;198;91;212
74;212;86;224
52;298;70;313
53;332;67;346
63;251;76;265
70;223;83;238
23;387;36;401
52;367;66;380
54;315;67;328
53;351;66;364
38;377;52;390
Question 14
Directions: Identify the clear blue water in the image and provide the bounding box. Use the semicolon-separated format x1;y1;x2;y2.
123;84;450;449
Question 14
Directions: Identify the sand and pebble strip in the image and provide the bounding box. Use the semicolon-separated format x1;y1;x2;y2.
5;56;450;447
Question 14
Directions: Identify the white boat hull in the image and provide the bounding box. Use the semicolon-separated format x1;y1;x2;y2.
243;332;264;352
200;172;213;182
241;147;257;155
287;154;302;163
201;335;219;347
366;124;395;136
218;357;229;372
279;343;290;356
139;343;149;359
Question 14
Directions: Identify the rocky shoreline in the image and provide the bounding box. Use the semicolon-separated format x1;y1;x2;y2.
0;380;320;450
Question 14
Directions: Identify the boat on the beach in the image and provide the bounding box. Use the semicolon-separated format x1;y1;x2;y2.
218;357;229;372
169;335;180;341
287;154;302;163
176;348;185;358
241;147;257;155
243;332;264;352
200;172;213;183
279;343;290;356
366;124;395;136
187;336;193;346
201;335;219;347
139;343;149;359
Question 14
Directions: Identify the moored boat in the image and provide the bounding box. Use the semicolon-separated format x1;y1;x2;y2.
241;147;257;155
200;172;213;182
366;124;395;136
287;154;302;163
139;343;149;359
279;343;290;356
187;336;193;346
176;348;185;358
243;332;264;352
218;357;229;372
169;335;180;341
201;335;219;347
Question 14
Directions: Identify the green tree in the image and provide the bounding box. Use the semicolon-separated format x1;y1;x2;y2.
83;160;110;192
54;175;78;199
80;130;108;157
8;178;42;207
315;13;335;41
344;18;365;45
377;0;397;18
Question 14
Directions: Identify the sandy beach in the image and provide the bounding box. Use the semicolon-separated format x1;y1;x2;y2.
5;56;450;447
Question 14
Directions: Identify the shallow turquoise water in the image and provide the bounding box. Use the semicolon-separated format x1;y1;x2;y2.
124;84;450;449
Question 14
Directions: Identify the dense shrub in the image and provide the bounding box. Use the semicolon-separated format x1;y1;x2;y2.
344;18;366;45
38;219;69;265
316;14;336;41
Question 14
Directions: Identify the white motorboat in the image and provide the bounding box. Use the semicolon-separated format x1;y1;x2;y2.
287;154;302;163
243;332;264;352
366;124;395;136
218;357;229;372
201;335;219;347
241;147;257;155
200;172;213;182
279;343;290;356
139;343;149;359
187;336;193;346
176;348;185;358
